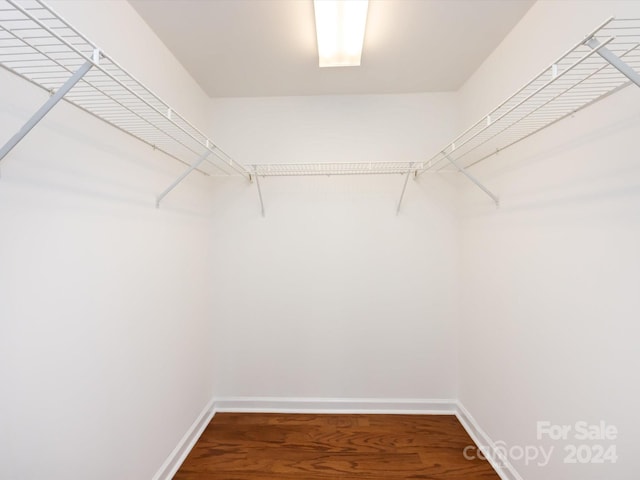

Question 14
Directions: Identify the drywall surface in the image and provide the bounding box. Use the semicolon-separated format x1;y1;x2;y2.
207;94;461;400
0;2;215;479
457;1;640;479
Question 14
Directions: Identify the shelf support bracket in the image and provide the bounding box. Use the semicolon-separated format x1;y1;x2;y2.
253;166;265;217
444;154;499;206
0;58;94;165
156;150;211;208
585;37;640;88
396;163;413;215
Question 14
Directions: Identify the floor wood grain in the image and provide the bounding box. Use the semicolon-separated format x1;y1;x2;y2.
174;413;500;480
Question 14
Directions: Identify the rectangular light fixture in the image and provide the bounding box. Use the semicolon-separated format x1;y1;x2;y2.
313;0;369;68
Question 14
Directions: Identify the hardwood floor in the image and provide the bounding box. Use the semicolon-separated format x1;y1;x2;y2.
174;413;500;479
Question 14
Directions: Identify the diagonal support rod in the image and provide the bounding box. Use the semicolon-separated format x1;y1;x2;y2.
445;154;499;206
396;163;413;215
254;166;265;217
156;150;211;208
0;58;94;163
586;37;640;88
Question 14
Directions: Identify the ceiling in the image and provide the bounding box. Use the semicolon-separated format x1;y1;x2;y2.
129;0;534;98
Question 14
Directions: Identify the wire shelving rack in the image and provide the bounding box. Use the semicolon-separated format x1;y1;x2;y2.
1;1;639;210
0;0;249;187
253;162;416;177
415;16;640;203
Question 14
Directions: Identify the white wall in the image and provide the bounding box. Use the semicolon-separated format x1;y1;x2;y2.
457;2;640;479
0;2;217;479
207;94;461;400
4;1;640;479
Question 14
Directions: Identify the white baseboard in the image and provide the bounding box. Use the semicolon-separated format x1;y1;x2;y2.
152;397;521;480
455;401;524;480
152;397;216;480
213;396;457;415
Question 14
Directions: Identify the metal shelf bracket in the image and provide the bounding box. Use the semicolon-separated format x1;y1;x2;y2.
445;153;499;206
156;150;212;208
396;163;413;215
585;36;640;88
253;166;265;217
0;54;95;165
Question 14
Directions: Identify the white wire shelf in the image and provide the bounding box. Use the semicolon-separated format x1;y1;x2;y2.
2;3;639;212
0;0;249;178
419;17;640;175
253;162;415;177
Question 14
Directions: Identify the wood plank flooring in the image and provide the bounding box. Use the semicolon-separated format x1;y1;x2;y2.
175;413;500;479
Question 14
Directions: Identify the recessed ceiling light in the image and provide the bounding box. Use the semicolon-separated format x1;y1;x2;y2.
313;0;369;68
